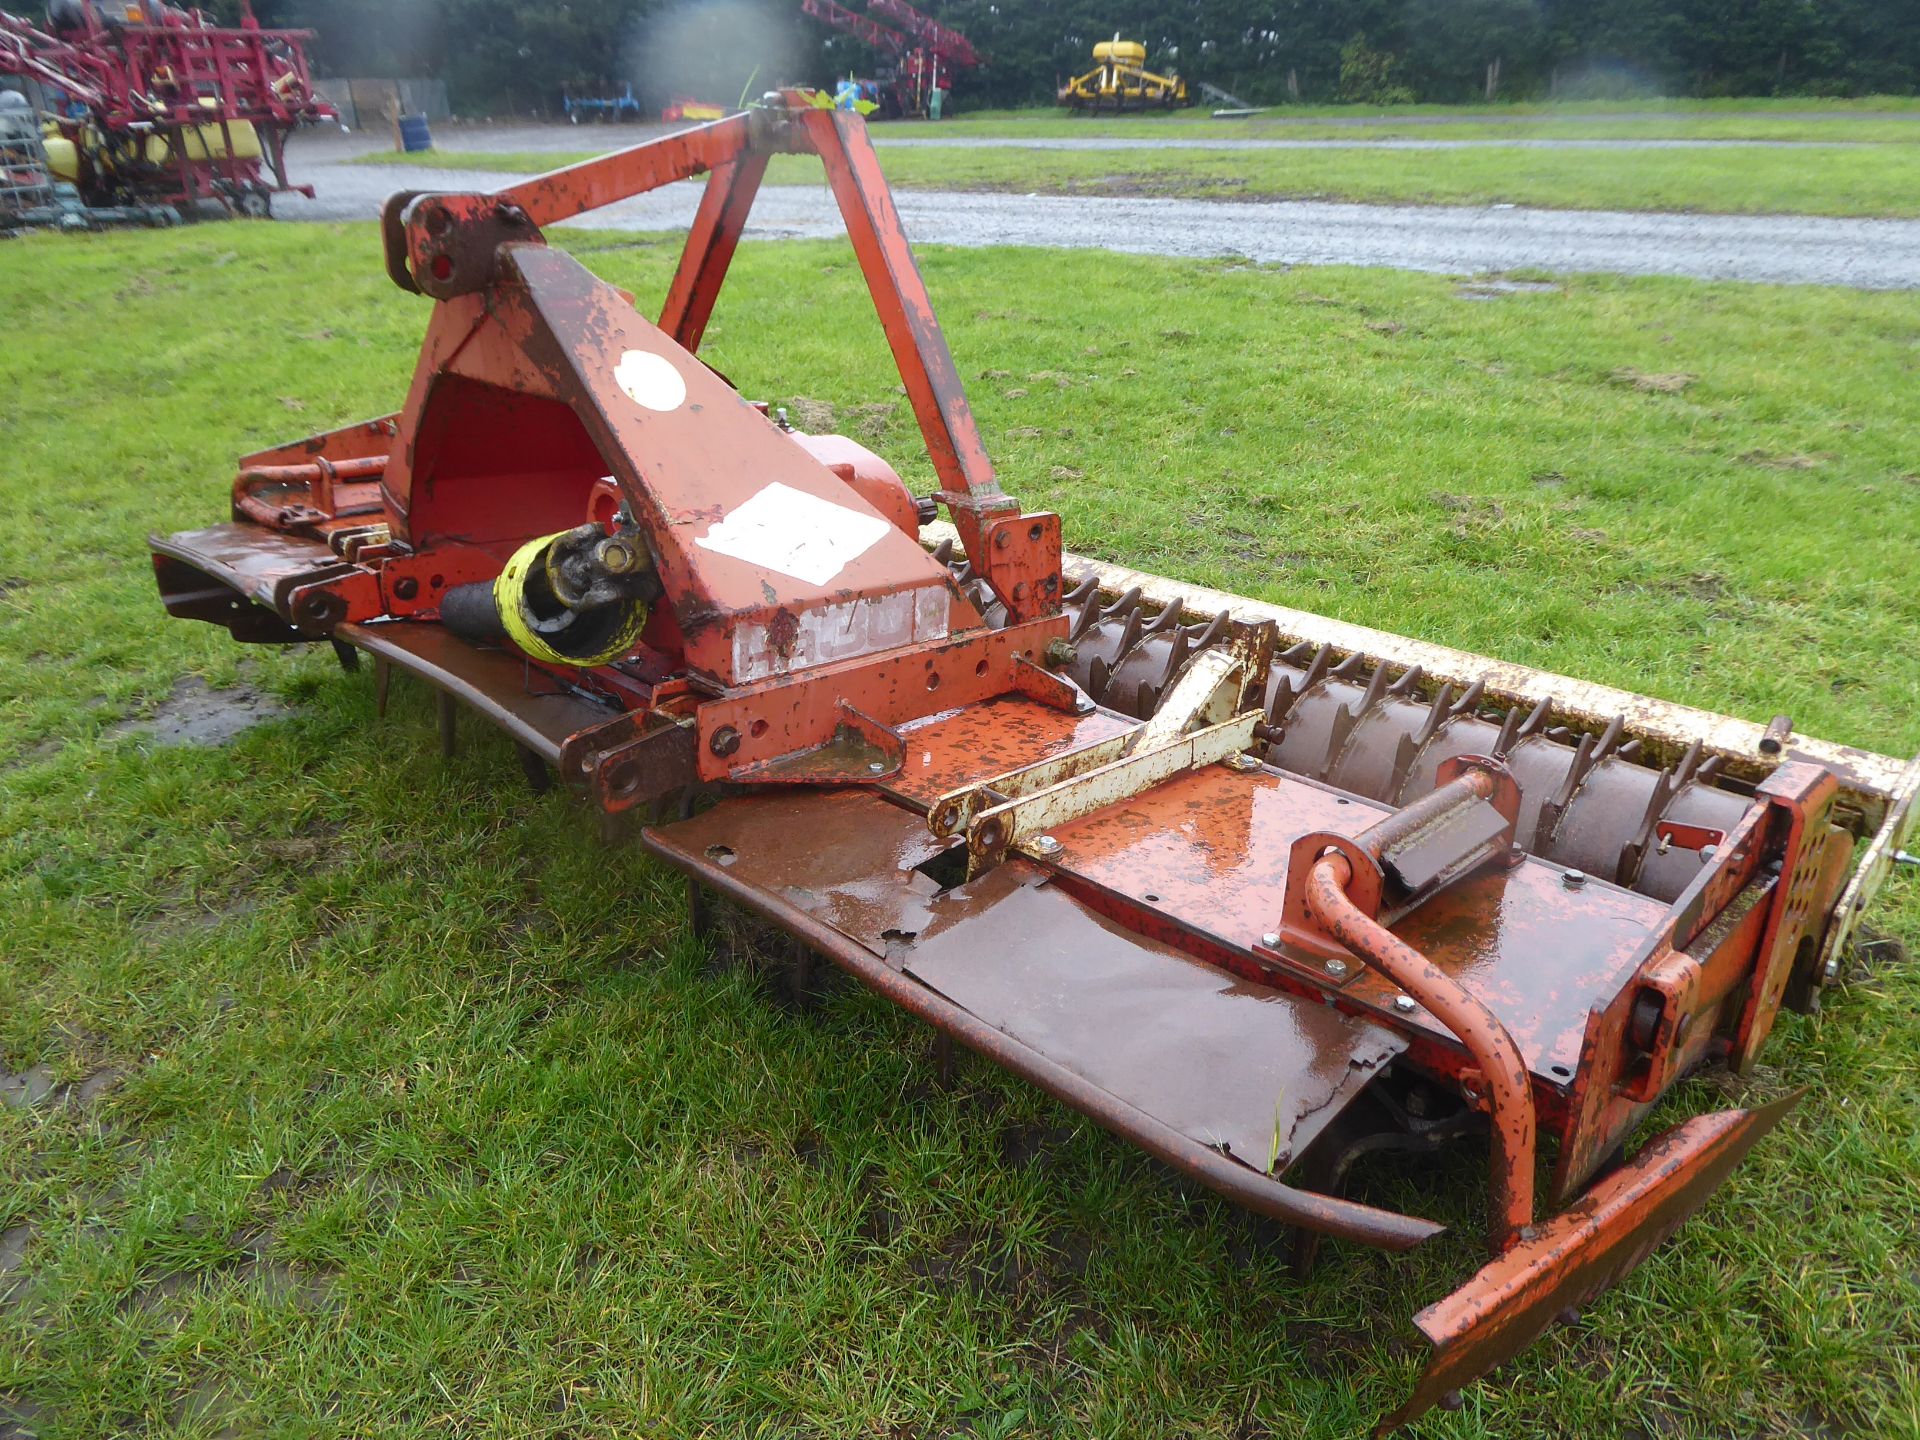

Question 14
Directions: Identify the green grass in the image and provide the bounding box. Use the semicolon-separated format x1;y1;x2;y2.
3;223;1920;1438
365;139;1920;218
929;96;1920;143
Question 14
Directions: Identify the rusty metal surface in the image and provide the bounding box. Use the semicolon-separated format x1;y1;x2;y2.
498;243;964;688
1384;1092;1801;1433
1305;847;1537;1253
964;711;1259;872
1041;761;1670;1078
335;620;616;763
645;795;1445;1250
884;696;1138;812
924;522;1912;831
648;787;955;952
150;523;345;613
694;616;1070;782
905;868;1408;1173
1816;749;1920;982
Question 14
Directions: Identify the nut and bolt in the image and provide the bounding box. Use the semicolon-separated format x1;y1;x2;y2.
596;536;644;574
1043;637;1077;668
709;725;741;758
1031;834;1062;856
1392;994;1417;1014
1563;868;1587;889
1224;753;1260;772
1260;931;1281;948
867;761;887;774
1324;957;1350;979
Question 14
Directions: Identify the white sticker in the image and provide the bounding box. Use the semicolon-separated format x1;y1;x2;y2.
732;586;949;682
695;481;892;586
613;349;687;412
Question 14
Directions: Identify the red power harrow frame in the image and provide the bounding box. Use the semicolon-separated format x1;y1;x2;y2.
148;92;1920;1429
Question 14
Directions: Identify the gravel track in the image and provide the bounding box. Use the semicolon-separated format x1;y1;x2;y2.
279;144;1920;290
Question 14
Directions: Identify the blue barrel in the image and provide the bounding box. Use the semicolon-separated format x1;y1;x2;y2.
398;113;432;153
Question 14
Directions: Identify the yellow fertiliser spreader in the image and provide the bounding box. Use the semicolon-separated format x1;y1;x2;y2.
1059;35;1190;112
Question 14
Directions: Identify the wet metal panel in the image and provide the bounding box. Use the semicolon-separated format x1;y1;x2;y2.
1044;762;1670;1079
649;788;956;953
905;873;1406;1173
883;695;1138;811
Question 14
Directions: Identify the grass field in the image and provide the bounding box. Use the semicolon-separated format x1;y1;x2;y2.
3;223;1919;1439
370;133;1920;218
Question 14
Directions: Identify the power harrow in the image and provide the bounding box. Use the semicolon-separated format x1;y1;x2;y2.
147;93;1920;1428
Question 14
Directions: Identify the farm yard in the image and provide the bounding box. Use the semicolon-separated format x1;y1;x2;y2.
3;93;1920;1440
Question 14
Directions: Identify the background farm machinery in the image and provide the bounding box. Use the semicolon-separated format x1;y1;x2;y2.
147;94;1918;1428
800;0;977;118
0;0;333;219
1059;35;1191;112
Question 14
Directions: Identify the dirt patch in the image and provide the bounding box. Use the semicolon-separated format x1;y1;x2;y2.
3;738;62;772
2;1048;133;1114
140;892;260;941
842;400;900;440
123;1228;338;1320
1456;278;1562;300
782;396;838;432
1610;367;1696;395
168;1374;247;1437
1846;924;1907;982
1739;449;1829;469
0;1066;58;1111
0;1395;47;1440
112;675;290;748
998;1122;1077;1169
1430;491;1506;536
0;1225;34;1311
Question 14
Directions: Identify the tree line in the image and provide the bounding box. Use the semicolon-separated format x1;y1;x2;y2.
224;0;1919;114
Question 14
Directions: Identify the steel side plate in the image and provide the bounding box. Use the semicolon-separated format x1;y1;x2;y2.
1382;1090;1801;1434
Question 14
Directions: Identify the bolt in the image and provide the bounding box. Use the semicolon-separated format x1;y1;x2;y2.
868;761;887;774
1822;955;1841;983
709;725;741;758
1031;834;1062;856
393;575;419;600
1700;845;1718;862
994;529;1011;550
596;536;643;574
1043;637;1077;668
1392;994;1417;1014
1260;931;1281;948
1225;753;1260;772
1897;850;1920;868
1563;868;1586;889
1324;957;1349;979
